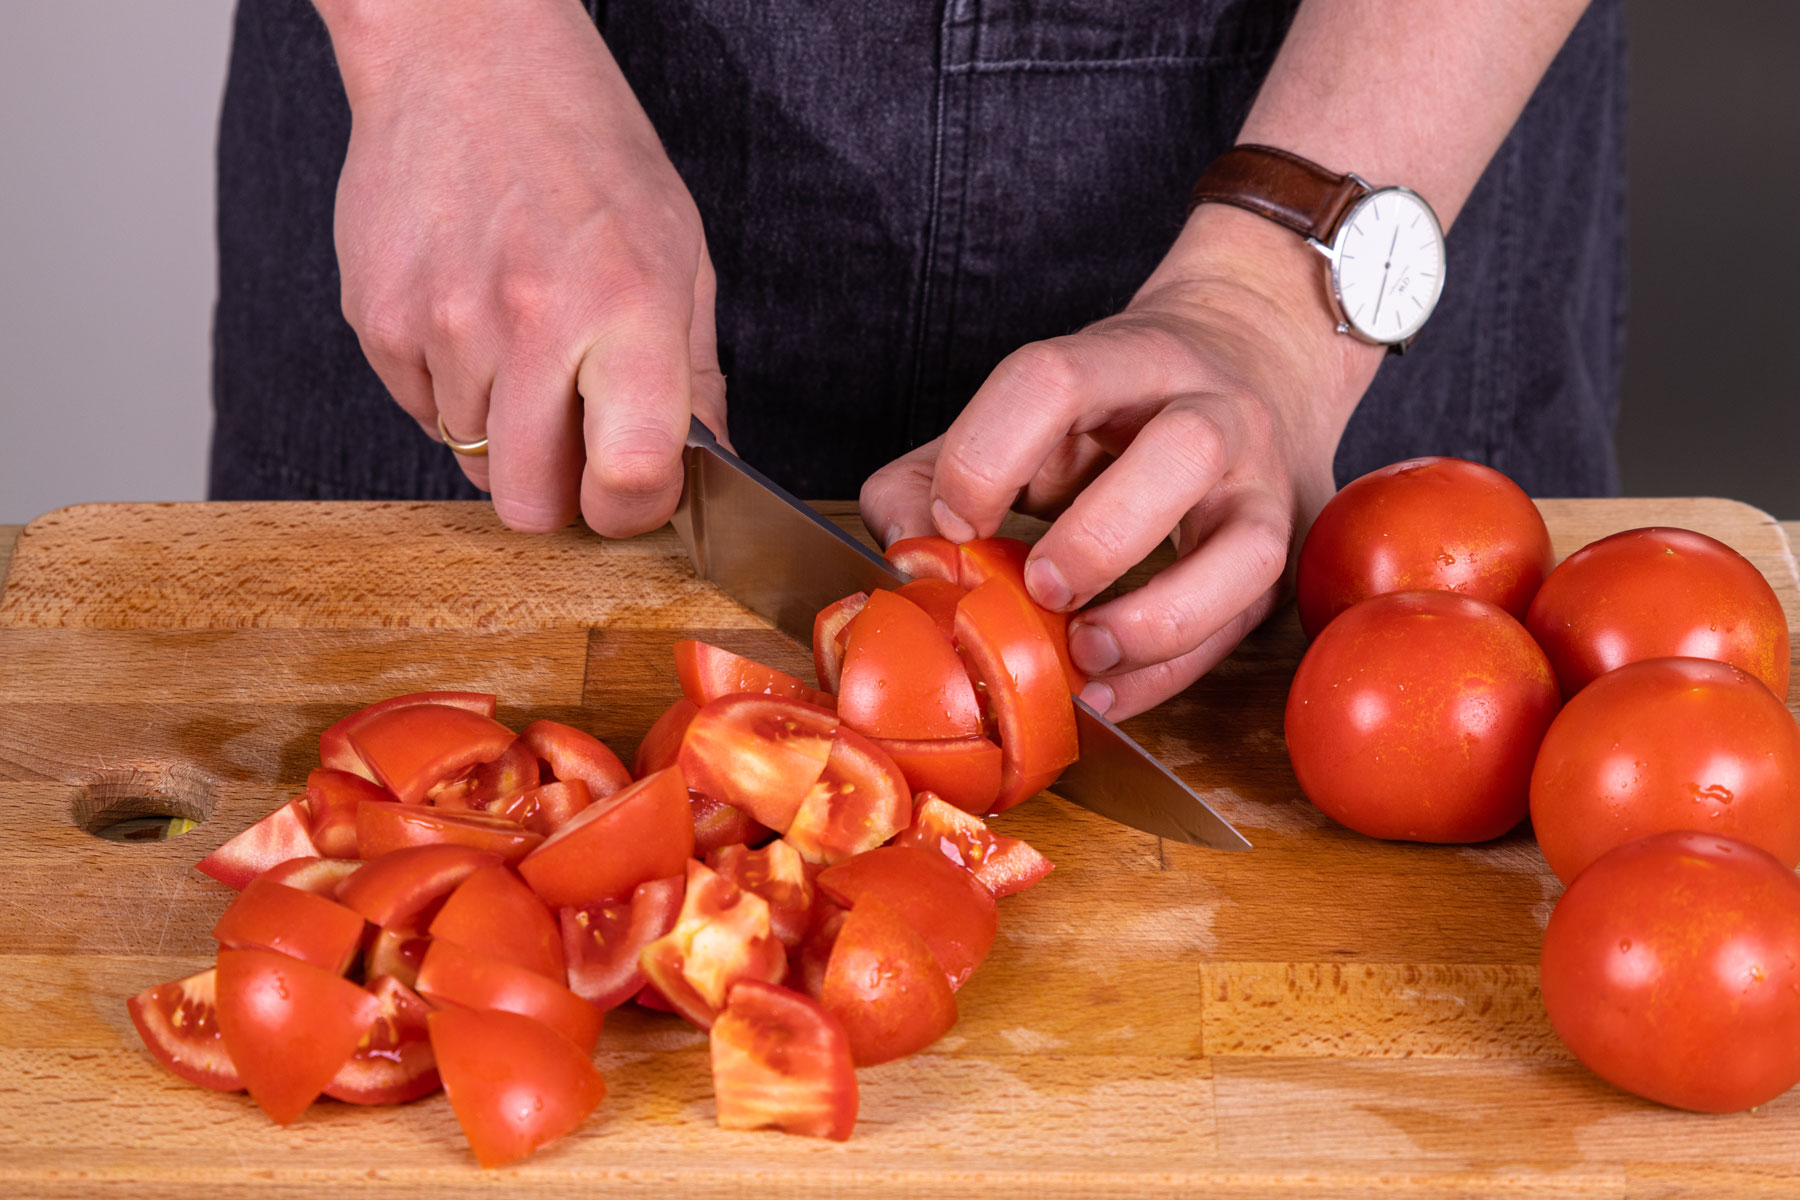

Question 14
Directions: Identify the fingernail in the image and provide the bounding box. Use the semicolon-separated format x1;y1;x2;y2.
1068;620;1121;673
931;498;977;544
883;523;904;550
1024;557;1072;611
1079;679;1115;717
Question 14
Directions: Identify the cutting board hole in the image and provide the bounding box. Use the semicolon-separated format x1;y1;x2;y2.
72;767;215;843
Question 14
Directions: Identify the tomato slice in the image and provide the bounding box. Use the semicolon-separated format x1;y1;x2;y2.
678;695;838;831
894;793;1054;897
430;1006;607;1168
364;925;431;991
634;697;699;776
812;592;869;694
785;727;912;865
258;856;362;896
337;844;502;928
428;737;541;812
690;790;773;857
958;537;1086;693
323;974;440;1105
885;535;960;582
430;864;565;982
318;691;499;782
126;967;241;1092
837;589;981;740
707;838;817;949
194;797;318;890
303;768;396;858
417;939;604;1055
355;803;543;864
711;980;858;1141
821;894;957;1066
675;641;836;709
816;845;997;990
517;767;694;908
869;735;1002;815
639;858;788;1030
956;576;1079;812
520;719;631;801
348;704;517;806
214;948;385;1124
212;875;367;975
561;874;685;1011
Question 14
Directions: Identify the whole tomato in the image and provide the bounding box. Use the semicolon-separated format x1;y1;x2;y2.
1530;657;1800;883
1284;590;1561;842
1295;456;1553;639
1525;526;1789;700
1540;830;1800;1112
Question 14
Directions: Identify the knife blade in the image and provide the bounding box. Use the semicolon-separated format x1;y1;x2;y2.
670;417;1251;851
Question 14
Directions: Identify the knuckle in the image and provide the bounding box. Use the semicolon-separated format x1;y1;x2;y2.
495;272;558;332
998;340;1084;408
426;287;485;345
1158;403;1229;481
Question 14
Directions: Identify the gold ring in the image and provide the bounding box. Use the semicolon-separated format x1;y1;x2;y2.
436;412;489;457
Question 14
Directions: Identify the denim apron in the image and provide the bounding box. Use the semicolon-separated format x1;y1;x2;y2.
212;0;1625;503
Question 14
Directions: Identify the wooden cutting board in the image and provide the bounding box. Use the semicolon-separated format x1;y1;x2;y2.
2;498;1798;1199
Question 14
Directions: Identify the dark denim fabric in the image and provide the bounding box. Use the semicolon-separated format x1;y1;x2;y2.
212;0;1625;503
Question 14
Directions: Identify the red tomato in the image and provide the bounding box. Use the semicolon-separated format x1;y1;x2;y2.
317;691;498;782
416;939;603;1055
1526;526;1790;700
427;737;541;812
429;1006;607;1168
561;874;685;1011
707;838;817;949
790;907;848;1002
488;779;592;837
364;925;431;991
837;589;981;740
258;856;361;896
323;974;440;1105
885;535;960;582
212;875;367;974
194;797;317;890
633;696;699;776
817;845;997;989
894;577;965;643
302;768;395;858
955;577;1079;812
127;967;241;1092
892;793;1054;897
1530;657;1800;883
214;948;384;1124
711;980;858;1141
520;718;631;800
1285;590;1561;842
639;858;788;1030
812;591;869;693
785;727;912;865
820;894;956;1066
429;864;565;982
1541;831;1800;1112
1295;456;1553;639
355;803;542;864
337;844;502;928
517;767;694;908
678;694;838;831
348;704;517;805
959;537;1086;693
675;641;835;709
689;790;772;857
869;734;1003;815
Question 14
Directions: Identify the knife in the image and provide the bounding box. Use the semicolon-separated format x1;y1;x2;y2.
669;417;1251;851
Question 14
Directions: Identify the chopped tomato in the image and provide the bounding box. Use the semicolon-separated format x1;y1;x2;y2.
561;874;685;1012
429;864;565;982
214;948;385;1124
126;967;241;1092
416;939;603;1055
958;537;1085;692
486;779;591;837
885;535;960;582
634;697;699;776
258;856;362;896
956;576;1079;812
317;691;499;781
837;589;981;740
337;844;502;928
707;838;817;948
790;906;848;1002
785;728;912;865
302;768;396;858
323;974;440;1105
711;980;858;1141
678;695;838;831
364;925;431;991
520;719;631;801
348;704;517;806
894;793;1054;897
355;803;543;865
639;858;788;1030
675;641;835;709
427;737;541;813
820;894;957;1066
690;790;772;856
812;592;868;694
194;797;317;890
212;875;367;975
893;577;964;642
869;735;1002;815
429;1006;607;1168
517;767;694;908
816;846;997;990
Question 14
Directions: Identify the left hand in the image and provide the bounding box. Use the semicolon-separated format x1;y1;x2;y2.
860;206;1383;720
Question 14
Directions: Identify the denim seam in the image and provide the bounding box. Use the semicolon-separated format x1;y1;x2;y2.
946;54;1253;74
906;3;960;428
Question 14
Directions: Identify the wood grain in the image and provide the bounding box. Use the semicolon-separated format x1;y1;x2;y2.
2;497;1798;1198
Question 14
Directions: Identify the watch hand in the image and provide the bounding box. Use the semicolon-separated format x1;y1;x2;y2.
1371;224;1401;325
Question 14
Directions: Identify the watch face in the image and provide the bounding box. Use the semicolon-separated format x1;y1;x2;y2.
1330;187;1446;344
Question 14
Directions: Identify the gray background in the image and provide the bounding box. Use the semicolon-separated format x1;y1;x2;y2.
0;1;1794;525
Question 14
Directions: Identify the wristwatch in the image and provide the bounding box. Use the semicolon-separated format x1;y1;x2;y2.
1188;144;1446;351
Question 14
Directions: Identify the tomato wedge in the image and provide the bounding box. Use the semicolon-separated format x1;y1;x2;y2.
214;948;384;1124
212;875;367;975
812;592;868;694
127;967;241;1092
678;695;838;831
690;790;772;857
323;974;440;1105
955;576;1078;812
355;803;543;864
676;641;835;709
364;925;431;991
337;844;502;928
430;864;565;982
428;737;541;813
517;767;694;908
711;980;858;1141
317;691;499;782
869;735;1002;815
958;537;1085;693
258;856;362;896
707;838;817;949
894;793;1054;897
820;894;956;1066
520;719;631;801
893;577;964;642
417;939;604;1055
817;846;997;990
885;535;960;582
486;779;591;836
303;768;396;858
634;697;698;776
348;704;517;805
837;589;981;740
195;797;317;890
429;1006;607;1168
561;874;685;1011
639;858;788;1029
785;728;912;865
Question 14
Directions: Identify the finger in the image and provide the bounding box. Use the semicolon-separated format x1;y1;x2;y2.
576;281;695;538
1021;394;1240;612
1078;602;1270;721
424;344;496;494
688;237;731;452
859;437;943;549
484;355;582;531
352;325;436;437
1012;434;1112;522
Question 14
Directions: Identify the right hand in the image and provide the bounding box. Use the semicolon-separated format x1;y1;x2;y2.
324;0;724;535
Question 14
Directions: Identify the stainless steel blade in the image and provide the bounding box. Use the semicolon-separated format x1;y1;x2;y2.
670;416;1251;850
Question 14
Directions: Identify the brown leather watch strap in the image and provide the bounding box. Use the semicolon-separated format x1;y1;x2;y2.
1187;144;1367;243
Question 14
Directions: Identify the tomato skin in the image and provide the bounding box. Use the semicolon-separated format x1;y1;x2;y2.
336;844;502;928
817;845;997;990
561;874;685;1011
675;641;835;710
820;894;957;1066
348;704;518;805
959;538;1085;693
1530;657;1800;883
784;727;913;865
355;803;543;865
711;980;858;1141
317;692;499;783
1295;456;1552;639
211;875;367;975
1540;831;1800;1112
955;577;1079;812
429;1006;607;1168
127;967;241;1092
517;767;694;908
678;695;838;831
893;793;1054;898
195;798;318;890
812;592;870;694
885;536;960;582
303;768;396;858
429;864;565;982
1285;590;1560;843
869;735;1002;815
520;718;631;801
416;939;604;1055
837;590;981;740
323;975;440;1106
1526;526;1790;700
633;696;699;777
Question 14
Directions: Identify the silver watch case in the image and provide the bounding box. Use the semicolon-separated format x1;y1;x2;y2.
1306;178;1446;353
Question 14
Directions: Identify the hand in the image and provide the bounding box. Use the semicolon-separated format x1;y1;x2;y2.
860;206;1383;720
324;0;723;535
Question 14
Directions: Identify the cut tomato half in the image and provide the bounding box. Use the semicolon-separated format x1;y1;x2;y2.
430;864;565;982
812;592;869;694
323;974;440;1105
711;980;858;1141
194;797;317;890
416;939;603;1055
869;734;1003;815
678;695;838;832
517;767;694;908
820;895;957;1066
212;875;367;975
429;1006;607;1168
355;803;542;864
816;845;997;990
894;793;1054;897
837;589;981;740
127;967;241;1092
347;704;517;806
520;719;631;801
955;576;1079;812
561;874;685;1012
785;727;912;865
